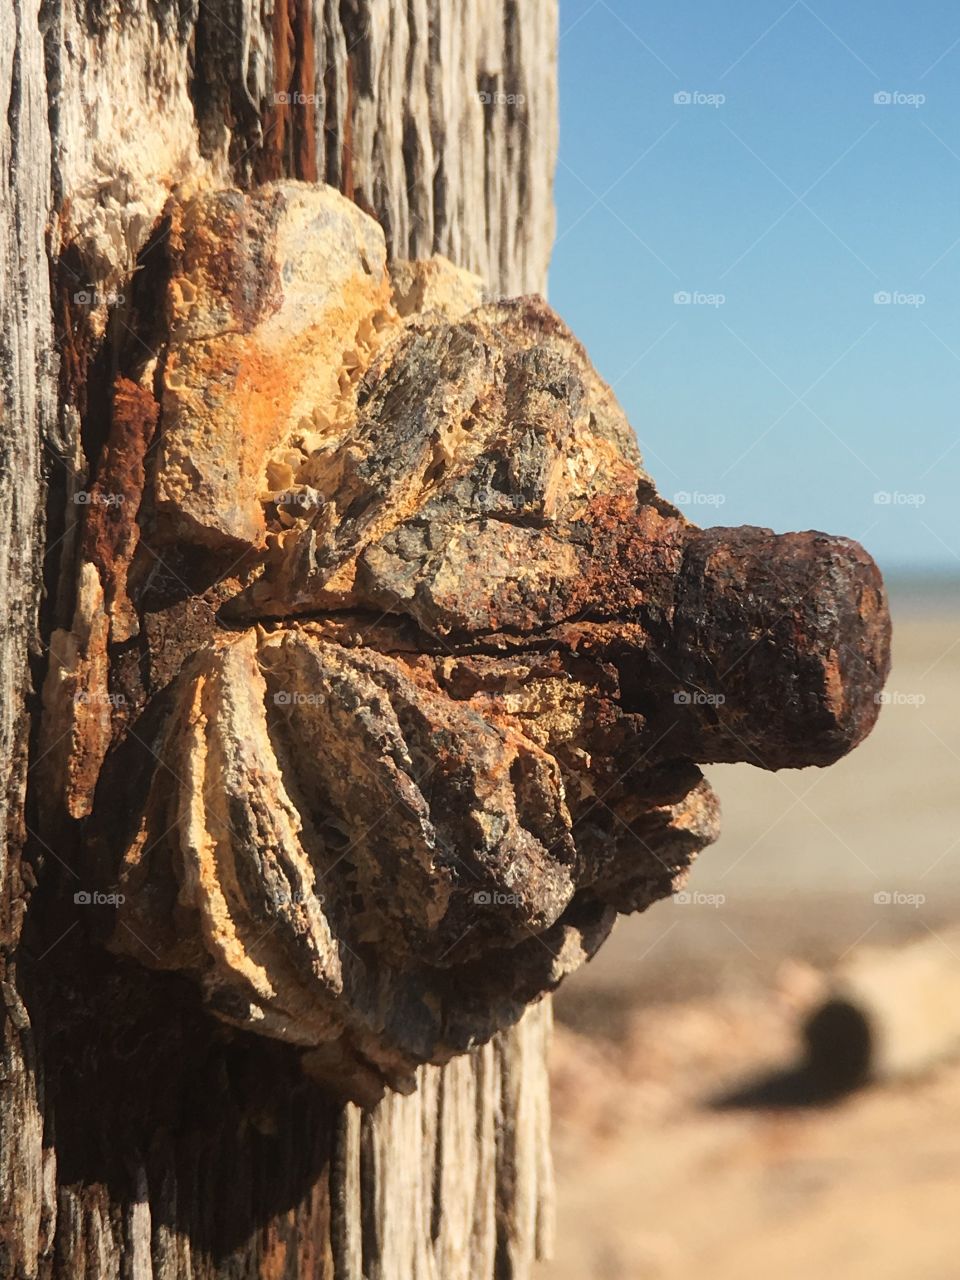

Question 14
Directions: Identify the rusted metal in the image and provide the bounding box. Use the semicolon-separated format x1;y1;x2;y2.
39;182;892;1102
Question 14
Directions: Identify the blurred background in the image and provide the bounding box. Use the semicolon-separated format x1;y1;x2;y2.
540;4;960;1277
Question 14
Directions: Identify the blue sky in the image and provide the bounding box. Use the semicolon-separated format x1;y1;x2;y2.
551;0;960;573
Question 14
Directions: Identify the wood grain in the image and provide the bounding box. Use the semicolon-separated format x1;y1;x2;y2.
1;3;560;1276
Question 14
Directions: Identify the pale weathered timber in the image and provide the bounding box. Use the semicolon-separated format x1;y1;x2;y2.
0;4;58;1278
47;0;557;303
3;3;562;1278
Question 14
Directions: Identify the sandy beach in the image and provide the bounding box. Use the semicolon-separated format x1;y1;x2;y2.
540;578;960;1280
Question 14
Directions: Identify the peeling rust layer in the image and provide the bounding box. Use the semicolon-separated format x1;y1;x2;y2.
41;183;891;1103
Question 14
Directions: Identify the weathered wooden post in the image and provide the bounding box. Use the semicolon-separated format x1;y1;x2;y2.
1;3;890;1278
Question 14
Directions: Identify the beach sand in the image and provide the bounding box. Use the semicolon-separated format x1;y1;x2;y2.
539;581;960;1280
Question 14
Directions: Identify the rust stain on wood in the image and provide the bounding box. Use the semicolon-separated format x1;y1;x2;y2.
341;57;355;201
257;0;318;183
293;0;318;181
